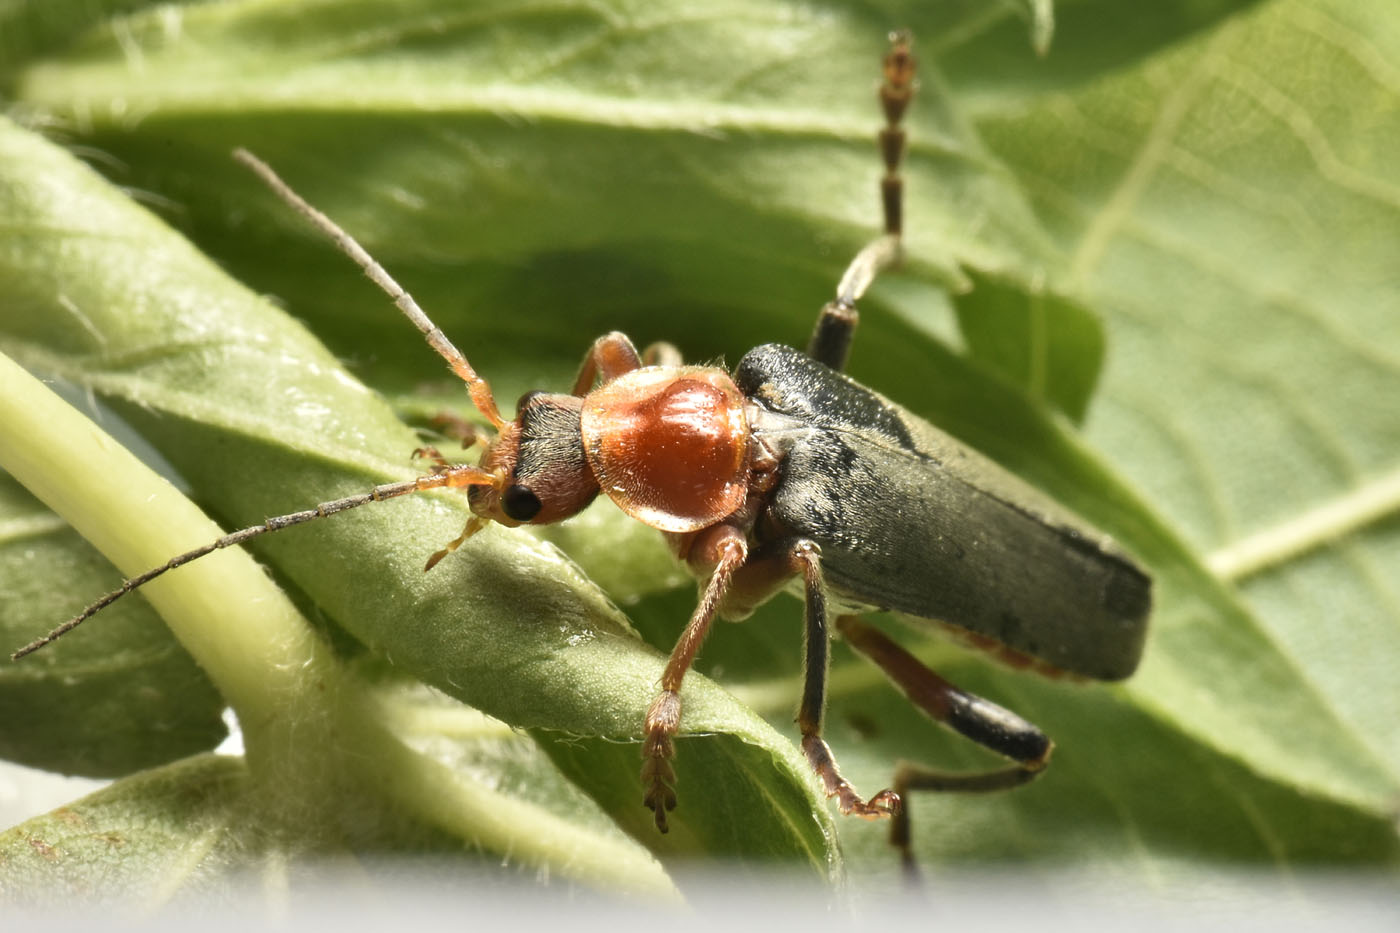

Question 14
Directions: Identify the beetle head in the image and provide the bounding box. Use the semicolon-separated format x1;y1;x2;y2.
467;392;599;527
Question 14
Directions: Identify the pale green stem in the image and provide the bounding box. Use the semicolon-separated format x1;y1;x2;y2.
0;352;678;896
0;351;332;738
340;690;678;899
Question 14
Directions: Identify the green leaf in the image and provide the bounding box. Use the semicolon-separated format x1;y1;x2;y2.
951;267;1105;422
931;0;1269;113
0;0;170;81
6;0;1100;418
0;754;254;904
2;0;1397;898
977;0;1400;808
0;476;226;776
0;704;675;904
0;341;682;899
0;110;834;888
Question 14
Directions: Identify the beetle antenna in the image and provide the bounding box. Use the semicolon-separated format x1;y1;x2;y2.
809;32;917;371
10;464;497;660
233;148;506;430
834;30;916;308
878;30;915;240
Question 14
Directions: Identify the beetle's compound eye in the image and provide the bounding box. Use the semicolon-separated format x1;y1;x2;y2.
501;484;543;522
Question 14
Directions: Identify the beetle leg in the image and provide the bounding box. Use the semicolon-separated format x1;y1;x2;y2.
791;542;901;819
423;515;488;572
808;32;916;372
572;331;644;395
807;299;861;373
410;444;451;470
694;538;897;817
642;524;748;832
835;615;1052;868
641;341;683;368
427;411;485;449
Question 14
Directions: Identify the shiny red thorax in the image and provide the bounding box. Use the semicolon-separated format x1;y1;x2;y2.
581;367;751;533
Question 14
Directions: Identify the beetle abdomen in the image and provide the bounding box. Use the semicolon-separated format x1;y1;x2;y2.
736;344;1151;682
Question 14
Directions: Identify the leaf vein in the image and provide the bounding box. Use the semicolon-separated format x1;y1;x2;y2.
1208;466;1400;580
1067;28;1228;285
1216;60;1400;212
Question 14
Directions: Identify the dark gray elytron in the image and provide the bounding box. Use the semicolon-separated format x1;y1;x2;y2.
722;324;1152;868
738;342;1151;683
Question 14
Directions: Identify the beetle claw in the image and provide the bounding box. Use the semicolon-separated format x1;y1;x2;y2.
641;765;677;833
833;785;901;820
641;747;677;833
642;690;682;833
861;788;903;818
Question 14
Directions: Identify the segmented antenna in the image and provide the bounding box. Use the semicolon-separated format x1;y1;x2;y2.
11;465;496;660
833;30;915;310
232;149;505;430
878;30;915;238
13;152;513;659
810;31;917;370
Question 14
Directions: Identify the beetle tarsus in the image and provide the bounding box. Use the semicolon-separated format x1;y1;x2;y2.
411;445;454;471
427;411;485;449
638;530;747;829
836;614;1055;864
802;734;900;819
642;689;682;832
888;758;1049;874
898;844;923;889
788;538;902;820
423;515;487;572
